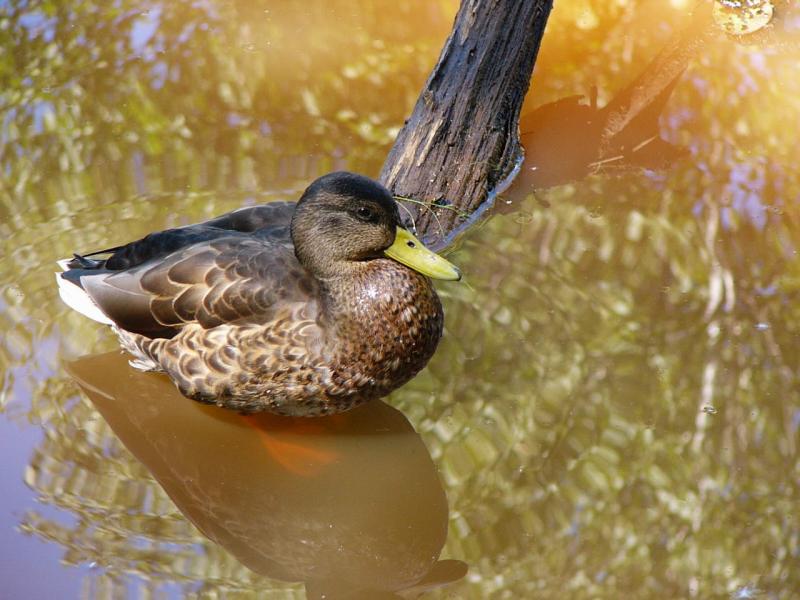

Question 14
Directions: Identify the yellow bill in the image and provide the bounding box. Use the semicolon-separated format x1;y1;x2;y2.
384;227;461;281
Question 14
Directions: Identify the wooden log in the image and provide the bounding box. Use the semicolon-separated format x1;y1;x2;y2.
380;0;553;249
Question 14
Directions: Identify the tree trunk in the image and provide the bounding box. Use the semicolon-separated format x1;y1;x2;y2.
379;0;553;250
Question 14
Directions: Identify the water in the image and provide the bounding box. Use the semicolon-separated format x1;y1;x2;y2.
2;1;800;598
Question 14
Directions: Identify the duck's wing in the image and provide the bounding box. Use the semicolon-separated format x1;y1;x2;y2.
77;202;297;270
74;236;315;338
202;201;295;233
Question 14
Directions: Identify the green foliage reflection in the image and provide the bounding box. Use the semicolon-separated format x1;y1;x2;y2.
2;0;800;598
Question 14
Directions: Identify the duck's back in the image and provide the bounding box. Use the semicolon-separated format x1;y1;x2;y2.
95;202;296;270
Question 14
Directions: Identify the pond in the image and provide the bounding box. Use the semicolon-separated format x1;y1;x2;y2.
1;1;799;598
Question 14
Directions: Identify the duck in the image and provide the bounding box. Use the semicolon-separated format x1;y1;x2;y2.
56;172;461;416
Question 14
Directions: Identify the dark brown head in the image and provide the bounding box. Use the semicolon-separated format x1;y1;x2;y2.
291;172;460;281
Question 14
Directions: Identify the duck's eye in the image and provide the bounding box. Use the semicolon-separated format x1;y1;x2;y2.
355;206;376;222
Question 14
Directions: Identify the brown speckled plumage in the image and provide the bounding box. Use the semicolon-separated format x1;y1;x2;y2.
59;172;454;416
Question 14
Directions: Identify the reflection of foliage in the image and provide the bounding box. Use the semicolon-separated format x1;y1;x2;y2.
408;181;800;597
0;0;457;199
3;0;800;598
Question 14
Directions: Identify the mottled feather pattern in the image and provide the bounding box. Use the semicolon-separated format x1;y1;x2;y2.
322;261;444;403
103;238;309;333
59;174;452;416
117;259;441;415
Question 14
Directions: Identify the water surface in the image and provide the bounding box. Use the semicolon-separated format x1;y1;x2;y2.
1;1;799;598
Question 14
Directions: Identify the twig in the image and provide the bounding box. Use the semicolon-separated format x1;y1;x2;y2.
392;195;471;220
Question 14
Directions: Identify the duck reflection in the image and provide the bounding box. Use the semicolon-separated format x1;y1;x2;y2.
66;351;466;599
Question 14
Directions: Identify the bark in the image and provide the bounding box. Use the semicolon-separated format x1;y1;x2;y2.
379;0;553;250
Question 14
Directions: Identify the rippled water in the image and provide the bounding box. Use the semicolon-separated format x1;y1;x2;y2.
2;1;800;598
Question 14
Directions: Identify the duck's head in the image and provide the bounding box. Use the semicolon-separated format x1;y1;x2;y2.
291;172;461;281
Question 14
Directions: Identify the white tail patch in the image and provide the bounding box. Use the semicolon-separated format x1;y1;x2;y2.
55;268;114;326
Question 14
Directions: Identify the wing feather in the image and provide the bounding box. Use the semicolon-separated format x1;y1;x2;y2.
96;202;296;270
81;236;316;338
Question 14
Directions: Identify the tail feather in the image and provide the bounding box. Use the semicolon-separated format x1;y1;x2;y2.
67;253;106;269
55;267;114;325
